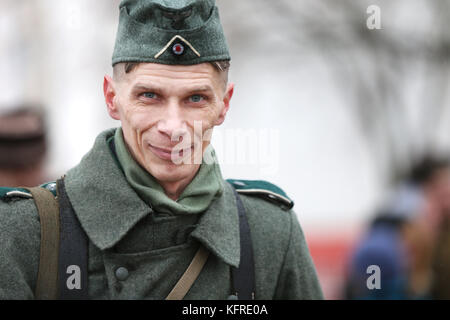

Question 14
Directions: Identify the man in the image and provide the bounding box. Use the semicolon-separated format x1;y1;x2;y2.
0;0;323;300
421;157;450;299
344;184;422;299
345;156;450;300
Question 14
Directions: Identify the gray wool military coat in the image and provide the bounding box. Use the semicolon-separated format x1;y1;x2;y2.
0;129;323;300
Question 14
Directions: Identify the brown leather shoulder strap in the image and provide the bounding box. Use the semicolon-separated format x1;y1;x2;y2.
26;186;60;300
165;245;209;300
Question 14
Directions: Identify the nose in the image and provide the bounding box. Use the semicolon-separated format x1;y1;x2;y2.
156;99;188;143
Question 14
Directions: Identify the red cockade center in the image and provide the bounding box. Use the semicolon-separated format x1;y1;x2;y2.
174;44;183;52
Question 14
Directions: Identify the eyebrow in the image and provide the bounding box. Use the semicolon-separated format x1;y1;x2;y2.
131;83;214;96
131;84;165;94
184;86;215;97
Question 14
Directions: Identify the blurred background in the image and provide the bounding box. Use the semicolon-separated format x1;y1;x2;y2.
1;0;449;299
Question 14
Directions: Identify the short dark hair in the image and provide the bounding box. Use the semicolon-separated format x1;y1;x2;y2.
121;61;230;74
0;108;47;169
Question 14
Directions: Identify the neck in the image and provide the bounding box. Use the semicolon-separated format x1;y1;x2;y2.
113;127;224;215
158;164;201;200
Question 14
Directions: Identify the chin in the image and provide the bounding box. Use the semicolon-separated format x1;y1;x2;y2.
142;149;200;182
144;161;191;183
150;168;186;183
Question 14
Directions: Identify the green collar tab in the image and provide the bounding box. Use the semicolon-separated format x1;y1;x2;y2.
0;187;32;199
112;0;231;66
227;179;295;210
0;181;57;200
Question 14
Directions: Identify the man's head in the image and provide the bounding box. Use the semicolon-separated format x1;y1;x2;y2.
409;156;450;214
0;108;47;187
104;0;233;196
104;61;233;189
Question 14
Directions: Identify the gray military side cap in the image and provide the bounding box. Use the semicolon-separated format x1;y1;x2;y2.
112;0;231;66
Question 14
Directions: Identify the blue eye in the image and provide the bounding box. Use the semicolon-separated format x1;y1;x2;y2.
143;92;156;99
189;95;204;103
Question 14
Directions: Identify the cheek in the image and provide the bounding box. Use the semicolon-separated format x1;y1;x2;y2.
119;105;158;155
189;107;217;131
189;109;220;148
121;103;156;133
196;102;222;124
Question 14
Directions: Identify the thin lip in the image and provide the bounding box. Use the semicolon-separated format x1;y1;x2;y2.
148;144;173;161
148;143;194;160
148;144;194;153
148;144;173;154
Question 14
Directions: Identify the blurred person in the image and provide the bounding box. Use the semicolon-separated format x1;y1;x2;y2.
0;0;322;300
0;108;47;187
344;184;424;299
344;155;450;300
416;157;450;299
400;156;450;299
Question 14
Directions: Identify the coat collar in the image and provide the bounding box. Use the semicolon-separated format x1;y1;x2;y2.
64;128;151;251
190;181;240;267
64;128;240;267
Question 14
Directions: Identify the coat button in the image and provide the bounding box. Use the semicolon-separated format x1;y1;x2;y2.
115;267;129;281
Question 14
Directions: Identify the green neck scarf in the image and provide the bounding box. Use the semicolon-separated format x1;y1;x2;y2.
113;128;224;215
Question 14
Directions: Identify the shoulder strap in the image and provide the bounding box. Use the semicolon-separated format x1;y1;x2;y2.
56;178;89;300
230;185;256;300
167;184;256;301
167;184;256;300
25;186;60;300
165;245;210;300
27;178;89;300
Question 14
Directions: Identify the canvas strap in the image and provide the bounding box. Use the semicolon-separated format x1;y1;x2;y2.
165;245;210;300
26;186;60;300
27;178;89;300
167;186;256;300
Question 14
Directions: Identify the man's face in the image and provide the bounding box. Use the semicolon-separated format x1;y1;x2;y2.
104;62;233;185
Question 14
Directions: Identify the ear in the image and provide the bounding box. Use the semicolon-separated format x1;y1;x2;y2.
104;75;120;120
215;82;234;126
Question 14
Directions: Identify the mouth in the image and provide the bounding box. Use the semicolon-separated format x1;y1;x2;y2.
148;143;194;161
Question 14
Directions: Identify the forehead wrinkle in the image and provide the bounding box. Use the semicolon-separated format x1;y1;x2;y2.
131;63;219;82
130;75;218;95
124;63;224;96
130;82;213;94
133;71;214;84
